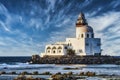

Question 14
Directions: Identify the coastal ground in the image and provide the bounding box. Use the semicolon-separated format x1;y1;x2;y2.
0;64;120;80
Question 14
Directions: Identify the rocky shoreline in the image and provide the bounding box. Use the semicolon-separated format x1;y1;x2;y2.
0;71;119;80
29;55;120;64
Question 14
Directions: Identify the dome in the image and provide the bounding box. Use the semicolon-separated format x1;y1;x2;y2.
76;12;93;33
77;25;93;33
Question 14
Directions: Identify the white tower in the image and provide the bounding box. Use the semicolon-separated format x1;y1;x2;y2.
75;12;101;55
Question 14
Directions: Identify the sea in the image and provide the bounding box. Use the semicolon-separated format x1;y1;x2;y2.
0;56;120;80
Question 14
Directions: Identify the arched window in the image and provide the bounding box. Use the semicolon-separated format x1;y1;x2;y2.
68;44;69;46
46;47;51;53
64;47;67;49
81;34;83;38
58;47;62;49
86;43;89;46
68;43;72;46
53;50;55;53
52;47;56;53
92;34;94;38
47;50;50;53
87;34;89;38
52;47;56;49
47;47;51;49
58;46;62;53
59;50;61;53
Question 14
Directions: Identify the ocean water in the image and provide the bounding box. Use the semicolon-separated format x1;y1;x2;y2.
0;56;31;64
0;57;120;80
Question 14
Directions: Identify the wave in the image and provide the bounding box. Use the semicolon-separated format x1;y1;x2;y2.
0;63;56;70
0;63;120;75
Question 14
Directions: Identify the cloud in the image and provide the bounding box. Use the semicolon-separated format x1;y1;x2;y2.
0;41;6;46
0;36;41;56
40;11;120;56
0;21;10;32
87;11;120;55
0;3;8;14
0;3;11;32
0;0;119;56
0;4;39;56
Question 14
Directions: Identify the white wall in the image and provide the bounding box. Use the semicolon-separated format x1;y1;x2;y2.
66;38;86;55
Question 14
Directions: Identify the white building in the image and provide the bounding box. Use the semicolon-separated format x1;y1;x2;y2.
40;13;101;57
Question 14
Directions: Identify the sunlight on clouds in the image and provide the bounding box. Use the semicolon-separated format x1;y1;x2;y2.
87;11;120;55
88;12;120;32
0;36;40;56
0;42;6;46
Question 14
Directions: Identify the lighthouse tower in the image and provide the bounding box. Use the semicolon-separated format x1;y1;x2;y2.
75;13;101;55
76;13;94;39
66;12;101;56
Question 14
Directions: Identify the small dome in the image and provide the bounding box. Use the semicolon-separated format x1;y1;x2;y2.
87;26;93;32
76;12;93;33
77;25;93;33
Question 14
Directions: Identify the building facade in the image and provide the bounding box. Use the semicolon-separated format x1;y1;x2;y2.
40;13;101;57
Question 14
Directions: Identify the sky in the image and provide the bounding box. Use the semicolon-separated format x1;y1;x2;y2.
0;0;120;56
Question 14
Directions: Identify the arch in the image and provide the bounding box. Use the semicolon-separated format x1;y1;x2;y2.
52;46;56;49
47;47;51;49
46;47;51;53
58;46;62;53
52;46;56;54
58;46;62;49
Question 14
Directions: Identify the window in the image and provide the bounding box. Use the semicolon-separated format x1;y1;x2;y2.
59;50;61;53
81;34;83;38
53;50;55;53
68;44;69;46
58;47;62;53
47;47;51;53
52;47;56;49
64;47;67;49
47;47;51;49
87;34;89;38
47;50;50;53
92;34;94;38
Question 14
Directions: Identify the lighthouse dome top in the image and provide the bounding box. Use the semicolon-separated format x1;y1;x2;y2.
76;12;93;33
77;25;93;33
